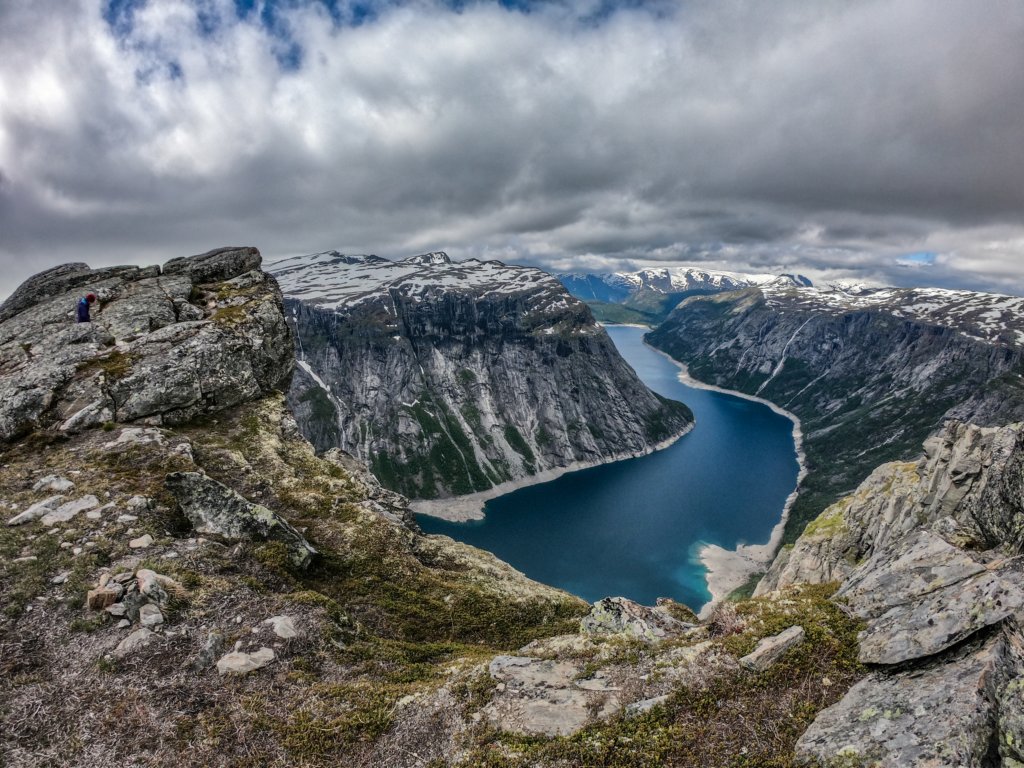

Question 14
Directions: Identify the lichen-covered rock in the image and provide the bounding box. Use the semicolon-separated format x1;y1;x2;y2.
797;631;1018;767
831;528;1024;665
165;471;317;569
580;596;694;641
760;422;1024;595
0;246;293;443
1000;673;1024;763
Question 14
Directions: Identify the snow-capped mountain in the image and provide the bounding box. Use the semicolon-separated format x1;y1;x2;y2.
271;250;573;314
270;251;693;501
648;278;1024;551
557;267;812;323
760;282;1024;347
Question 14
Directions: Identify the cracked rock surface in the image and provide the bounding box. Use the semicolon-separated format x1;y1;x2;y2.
0;246;293;443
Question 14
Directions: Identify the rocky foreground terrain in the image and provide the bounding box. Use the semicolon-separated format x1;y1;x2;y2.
3;248;1024;767
648;280;1024;543
271;251;692;502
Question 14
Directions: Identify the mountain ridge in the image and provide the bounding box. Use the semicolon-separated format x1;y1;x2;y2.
272;251;693;503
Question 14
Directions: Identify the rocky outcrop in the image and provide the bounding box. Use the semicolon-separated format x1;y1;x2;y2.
165;471;318;569
0;247;293;442
648;284;1024;543
273;251;692;500
760;421;1024;594
797;630;1017;767
748;418;1024;763
580;596;695;641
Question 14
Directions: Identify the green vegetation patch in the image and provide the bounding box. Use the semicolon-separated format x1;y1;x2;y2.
503;424;536;466
455;584;864;768
76;350;137;380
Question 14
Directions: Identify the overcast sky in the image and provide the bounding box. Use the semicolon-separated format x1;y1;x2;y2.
2;0;1023;300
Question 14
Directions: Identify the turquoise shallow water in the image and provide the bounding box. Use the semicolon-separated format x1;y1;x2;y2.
416;325;800;611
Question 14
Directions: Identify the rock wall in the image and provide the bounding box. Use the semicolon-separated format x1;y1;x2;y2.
647;287;1024;542
276;253;693;500
759;420;1024;594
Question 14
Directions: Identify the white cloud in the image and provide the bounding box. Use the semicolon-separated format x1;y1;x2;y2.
1;0;1023;301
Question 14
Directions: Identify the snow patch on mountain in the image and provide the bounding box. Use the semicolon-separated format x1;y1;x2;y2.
270;251;566;314
761;283;1024;346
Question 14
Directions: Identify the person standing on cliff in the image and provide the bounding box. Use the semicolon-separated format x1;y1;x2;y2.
76;293;97;323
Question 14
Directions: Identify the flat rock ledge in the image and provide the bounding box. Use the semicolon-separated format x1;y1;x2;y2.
482;655;621;737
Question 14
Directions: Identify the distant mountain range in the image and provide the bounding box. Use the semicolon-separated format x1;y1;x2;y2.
558;267;812;324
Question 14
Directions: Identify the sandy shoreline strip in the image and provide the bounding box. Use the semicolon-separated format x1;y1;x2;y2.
644;346;808;617
411;424;694;522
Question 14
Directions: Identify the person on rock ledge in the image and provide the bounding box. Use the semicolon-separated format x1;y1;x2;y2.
76;292;98;323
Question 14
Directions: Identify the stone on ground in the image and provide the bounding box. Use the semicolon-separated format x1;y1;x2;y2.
40;495;100;525
6;495;64;525
113;628;156;658
739;625;806;672
216;648;276;676
32;475;75;493
263;615;299;639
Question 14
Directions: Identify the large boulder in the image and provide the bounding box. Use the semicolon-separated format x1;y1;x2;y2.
0;247;293;443
836;528;1024;665
797;630;1018;767
580;596;694;641
165;471;317;569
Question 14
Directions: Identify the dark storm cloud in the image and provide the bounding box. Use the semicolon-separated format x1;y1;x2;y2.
1;0;1024;300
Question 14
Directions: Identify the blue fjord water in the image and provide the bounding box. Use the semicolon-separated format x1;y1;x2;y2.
416;325;800;612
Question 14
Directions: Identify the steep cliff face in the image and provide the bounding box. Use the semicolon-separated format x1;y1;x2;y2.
759;420;1024;594
647;282;1024;541
272;251;693;501
755;419;1024;767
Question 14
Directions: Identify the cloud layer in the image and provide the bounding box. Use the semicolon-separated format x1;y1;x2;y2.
2;0;1023;298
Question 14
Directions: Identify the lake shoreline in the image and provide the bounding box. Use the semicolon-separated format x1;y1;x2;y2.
411;422;694;522
644;343;808;617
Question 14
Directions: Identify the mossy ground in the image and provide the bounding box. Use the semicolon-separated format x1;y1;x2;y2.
451;584;864;768
0;395;587;767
